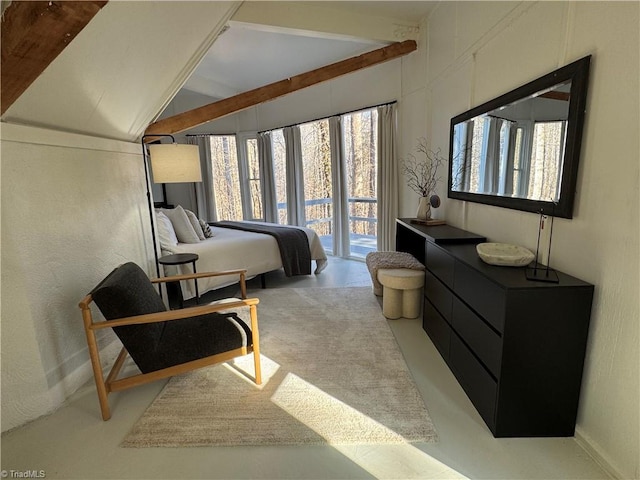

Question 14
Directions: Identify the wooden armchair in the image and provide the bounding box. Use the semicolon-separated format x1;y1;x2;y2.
78;262;261;421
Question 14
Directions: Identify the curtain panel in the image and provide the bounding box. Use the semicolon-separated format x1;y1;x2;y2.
376;104;399;251
329;116;350;257
283;126;306;226
258;132;278;223
187;135;217;222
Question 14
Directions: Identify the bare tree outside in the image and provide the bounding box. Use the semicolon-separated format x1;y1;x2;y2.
206;108;379;257
246;138;263;220
210;135;242;221
271;129;288;224
343;109;378;238
300;119;333;237
529;121;564;201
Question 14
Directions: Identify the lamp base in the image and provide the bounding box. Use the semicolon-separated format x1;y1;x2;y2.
525;266;559;283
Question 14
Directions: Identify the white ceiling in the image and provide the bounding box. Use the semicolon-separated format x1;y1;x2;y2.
181;1;438;101
182;23;387;98
307;1;439;22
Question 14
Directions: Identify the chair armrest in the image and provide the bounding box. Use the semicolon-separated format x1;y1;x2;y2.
89;297;259;331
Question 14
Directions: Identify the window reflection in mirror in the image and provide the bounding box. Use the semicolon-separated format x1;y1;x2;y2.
447;56;590;219
451;81;571;203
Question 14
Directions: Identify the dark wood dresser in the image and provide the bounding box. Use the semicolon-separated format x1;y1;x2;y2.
396;218;594;437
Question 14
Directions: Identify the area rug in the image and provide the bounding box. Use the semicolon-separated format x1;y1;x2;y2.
121;287;437;447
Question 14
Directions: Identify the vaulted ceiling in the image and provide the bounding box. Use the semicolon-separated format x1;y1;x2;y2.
182;1;437;101
1;1;437;142
0;1;108;115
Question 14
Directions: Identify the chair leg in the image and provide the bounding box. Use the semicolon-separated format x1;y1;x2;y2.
82;309;111;420
249;304;262;385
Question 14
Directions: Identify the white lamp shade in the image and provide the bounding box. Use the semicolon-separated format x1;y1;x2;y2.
149;144;202;183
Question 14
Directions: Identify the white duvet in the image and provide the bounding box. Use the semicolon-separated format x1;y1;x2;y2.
161;222;328;299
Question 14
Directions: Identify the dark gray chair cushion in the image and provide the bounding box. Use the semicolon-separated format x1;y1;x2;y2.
154;312;252;371
91;262;251;373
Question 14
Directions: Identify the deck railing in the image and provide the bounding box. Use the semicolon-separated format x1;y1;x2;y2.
273;198;377;256
276;197;377;234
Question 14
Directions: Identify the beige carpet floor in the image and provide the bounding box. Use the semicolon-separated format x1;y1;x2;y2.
121;287;438;447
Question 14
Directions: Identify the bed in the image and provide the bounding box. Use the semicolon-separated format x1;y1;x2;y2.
159;221;328;299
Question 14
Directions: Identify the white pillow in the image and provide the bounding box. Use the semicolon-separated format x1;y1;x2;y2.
185;209;206;241
161;205;201;244
155;211;178;249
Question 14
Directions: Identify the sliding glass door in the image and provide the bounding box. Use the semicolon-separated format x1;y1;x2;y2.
343;109;378;258
293;111;378;258
300;119;334;253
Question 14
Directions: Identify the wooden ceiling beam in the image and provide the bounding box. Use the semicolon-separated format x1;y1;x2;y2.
539;91;571;101
145;39;417;137
1;0;108;115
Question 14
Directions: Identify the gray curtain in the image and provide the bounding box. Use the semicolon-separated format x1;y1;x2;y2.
283;126;306;226
376;104;399;251
481;117;503;194
258;132;278;223
503;122;518;196
329;116;349;257
187;135;217;222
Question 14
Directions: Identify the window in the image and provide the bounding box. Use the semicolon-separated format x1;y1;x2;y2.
343;109;378;258
209;135;242;221
271;129;288;224
528;121;566;201
200;106;385;259
246;138;262;220
208;133;262;222
300;119;333;249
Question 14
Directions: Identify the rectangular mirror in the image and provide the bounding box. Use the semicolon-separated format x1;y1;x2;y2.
448;56;591;218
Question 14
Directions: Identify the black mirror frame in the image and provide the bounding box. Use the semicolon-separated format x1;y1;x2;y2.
447;55;591;219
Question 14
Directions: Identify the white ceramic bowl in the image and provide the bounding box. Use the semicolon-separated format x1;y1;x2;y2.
476;242;535;267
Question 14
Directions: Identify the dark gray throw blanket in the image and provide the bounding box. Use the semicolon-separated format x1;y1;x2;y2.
212;221;312;276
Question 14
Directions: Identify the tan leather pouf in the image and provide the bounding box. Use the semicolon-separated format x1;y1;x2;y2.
377;268;424;319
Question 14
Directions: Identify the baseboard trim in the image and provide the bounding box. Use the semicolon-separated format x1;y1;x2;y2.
574;428;624;479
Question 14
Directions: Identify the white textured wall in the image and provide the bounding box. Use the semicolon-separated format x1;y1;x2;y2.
411;2;639;478
1;124;152;431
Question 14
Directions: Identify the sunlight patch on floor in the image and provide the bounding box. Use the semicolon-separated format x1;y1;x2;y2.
224;353;280;388
271;372;468;479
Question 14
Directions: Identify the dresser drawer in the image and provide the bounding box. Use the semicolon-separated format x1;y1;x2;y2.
454;262;506;332
452;297;502;377
423;298;451;359
450;334;497;431
426;242;454;288
425;270;453;321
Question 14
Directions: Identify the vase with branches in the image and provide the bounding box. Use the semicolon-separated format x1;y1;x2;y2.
401;138;446;220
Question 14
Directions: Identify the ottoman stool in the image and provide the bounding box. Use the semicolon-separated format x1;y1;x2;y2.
377;268;424;319
365;251;424;296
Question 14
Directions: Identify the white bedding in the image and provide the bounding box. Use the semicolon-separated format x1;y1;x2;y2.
161;222;328;299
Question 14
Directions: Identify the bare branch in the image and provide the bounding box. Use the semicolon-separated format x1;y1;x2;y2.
400;138;446;198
